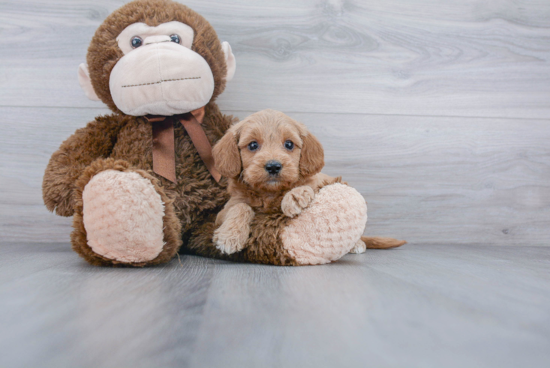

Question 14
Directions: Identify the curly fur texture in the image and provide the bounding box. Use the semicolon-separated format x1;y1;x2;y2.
184;211;297;266
211;110;368;265
209;109;405;265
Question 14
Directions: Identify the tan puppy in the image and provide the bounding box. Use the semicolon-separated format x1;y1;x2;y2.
212;109;405;255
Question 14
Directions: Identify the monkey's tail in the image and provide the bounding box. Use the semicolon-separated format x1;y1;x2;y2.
361;236;407;249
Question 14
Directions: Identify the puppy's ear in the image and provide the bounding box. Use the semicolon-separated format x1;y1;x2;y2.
213;130;241;178
299;132;324;177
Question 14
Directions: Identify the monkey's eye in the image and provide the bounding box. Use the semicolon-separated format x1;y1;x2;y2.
248;141;259;151
284;140;294;150
170;34;180;44
131;36;143;48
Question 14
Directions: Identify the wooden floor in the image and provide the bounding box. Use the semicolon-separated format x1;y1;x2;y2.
0;243;549;368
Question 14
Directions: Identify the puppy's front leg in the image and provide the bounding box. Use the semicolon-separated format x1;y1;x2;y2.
213;203;255;255
281;186;315;218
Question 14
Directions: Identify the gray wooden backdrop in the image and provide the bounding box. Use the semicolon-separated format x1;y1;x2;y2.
1;0;549;245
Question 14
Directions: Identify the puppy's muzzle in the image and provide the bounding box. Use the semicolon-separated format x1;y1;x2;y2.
265;160;282;176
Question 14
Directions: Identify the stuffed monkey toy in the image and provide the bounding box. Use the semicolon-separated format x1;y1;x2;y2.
43;0;400;267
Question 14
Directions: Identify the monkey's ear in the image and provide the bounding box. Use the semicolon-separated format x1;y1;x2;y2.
221;42;236;82
77;63;101;101
299;132;325;177
213;130;241;178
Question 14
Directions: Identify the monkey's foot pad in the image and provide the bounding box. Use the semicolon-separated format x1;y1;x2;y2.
281;183;368;265
82;170;166;263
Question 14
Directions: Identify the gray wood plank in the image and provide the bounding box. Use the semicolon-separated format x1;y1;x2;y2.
1;0;549;118
0;243;549;368
190;244;550;368
0;244;216;368
2;106;549;245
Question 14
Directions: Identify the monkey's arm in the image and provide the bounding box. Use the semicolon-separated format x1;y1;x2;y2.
42;115;126;216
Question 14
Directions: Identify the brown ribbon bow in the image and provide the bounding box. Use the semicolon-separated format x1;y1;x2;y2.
145;106;221;184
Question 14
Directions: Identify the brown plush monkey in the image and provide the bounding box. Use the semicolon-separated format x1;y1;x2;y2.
43;0;238;266
43;0;400;267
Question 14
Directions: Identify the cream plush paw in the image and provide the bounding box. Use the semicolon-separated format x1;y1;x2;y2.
82;170;165;263
281;185;315;218
281;183;368;265
349;239;367;254
213;203;254;255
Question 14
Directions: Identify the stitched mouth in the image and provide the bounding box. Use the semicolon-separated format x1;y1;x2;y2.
122;76;201;88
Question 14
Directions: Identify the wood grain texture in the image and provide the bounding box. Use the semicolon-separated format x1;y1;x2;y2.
0;0;550;118
1;107;549;244
0;243;549;368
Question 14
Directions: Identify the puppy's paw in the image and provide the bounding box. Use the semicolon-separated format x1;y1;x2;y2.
349;239;367;254
213;225;249;255
212;203;254;255
282;186;315;218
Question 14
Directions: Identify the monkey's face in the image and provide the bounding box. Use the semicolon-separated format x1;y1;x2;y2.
110;21;215;116
78;0;236;116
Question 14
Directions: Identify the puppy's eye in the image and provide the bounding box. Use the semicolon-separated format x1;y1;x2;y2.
170;34;180;44
248;141;259;151
131;36;143;48
284;140;294;150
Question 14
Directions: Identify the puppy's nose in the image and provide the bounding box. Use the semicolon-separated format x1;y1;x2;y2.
265;160;282;175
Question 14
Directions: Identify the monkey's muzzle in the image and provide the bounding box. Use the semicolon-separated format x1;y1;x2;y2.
109;38;215;116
